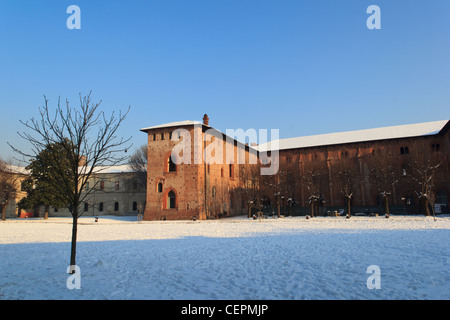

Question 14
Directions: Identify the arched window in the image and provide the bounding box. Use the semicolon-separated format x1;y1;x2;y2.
114;202;119;212
400;146;409;155
229;164;234;178
157;182;163;193
167;156;176;172
99;202;104;212
167;191;176;209
132;201;138;211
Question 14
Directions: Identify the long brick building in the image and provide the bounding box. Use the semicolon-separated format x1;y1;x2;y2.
141;116;449;220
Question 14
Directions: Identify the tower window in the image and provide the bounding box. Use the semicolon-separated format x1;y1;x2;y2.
168;156;177;172
229;164;234;178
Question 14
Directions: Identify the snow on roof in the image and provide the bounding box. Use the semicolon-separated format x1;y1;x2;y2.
140;119;258;151
86;164;135;174
257;120;449;152
140;120;207;132
7;165;29;175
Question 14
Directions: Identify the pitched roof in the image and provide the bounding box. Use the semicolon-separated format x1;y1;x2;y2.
140;120;207;132
257;120;449;152
140;120;258;151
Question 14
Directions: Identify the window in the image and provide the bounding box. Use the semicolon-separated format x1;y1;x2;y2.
161;133;165;140
115;181;120;190
85;182;89;191
132;201;138;211
153;133;156;141
84;202;89;212
167;191;176;209
100;181;105;190
436;190;448;205
99;202;104;212
114;202;119;212
341;151;348;159
168;156;176;172
54;207;59;213
229;164;234;178
157;182;163;193
212;186;216;198
432;144;440;152
400;146;409;154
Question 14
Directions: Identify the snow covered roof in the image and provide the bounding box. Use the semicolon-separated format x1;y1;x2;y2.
140;119;258;151
257;120;449;152
6;165;29;175
140;120;208;132
86;165;135;174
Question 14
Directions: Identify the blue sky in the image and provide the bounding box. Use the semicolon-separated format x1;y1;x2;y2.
0;0;449;160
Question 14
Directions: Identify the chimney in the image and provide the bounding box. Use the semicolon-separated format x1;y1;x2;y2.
203;114;209;126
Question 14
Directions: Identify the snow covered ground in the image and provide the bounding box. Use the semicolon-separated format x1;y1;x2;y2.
0;215;449;300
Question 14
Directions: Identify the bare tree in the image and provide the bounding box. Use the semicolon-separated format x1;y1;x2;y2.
332;156;361;218
300;159;328;217
262;169;291;218
366;149;399;216
237;163;262;218
128;144;147;180
9;92;131;272
126;144;147;191
407;141;443;216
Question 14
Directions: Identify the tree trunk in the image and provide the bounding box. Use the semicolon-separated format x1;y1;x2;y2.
383;196;389;215
315;199;319;217
69;214;78;273
347;196;351;218
310;201;314;217
420;197;430;216
44;205;49;220
1;201;9;221
277;201;280;218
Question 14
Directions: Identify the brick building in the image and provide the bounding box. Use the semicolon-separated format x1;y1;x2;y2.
257;119;450;215
141;114;257;220
141;117;449;220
